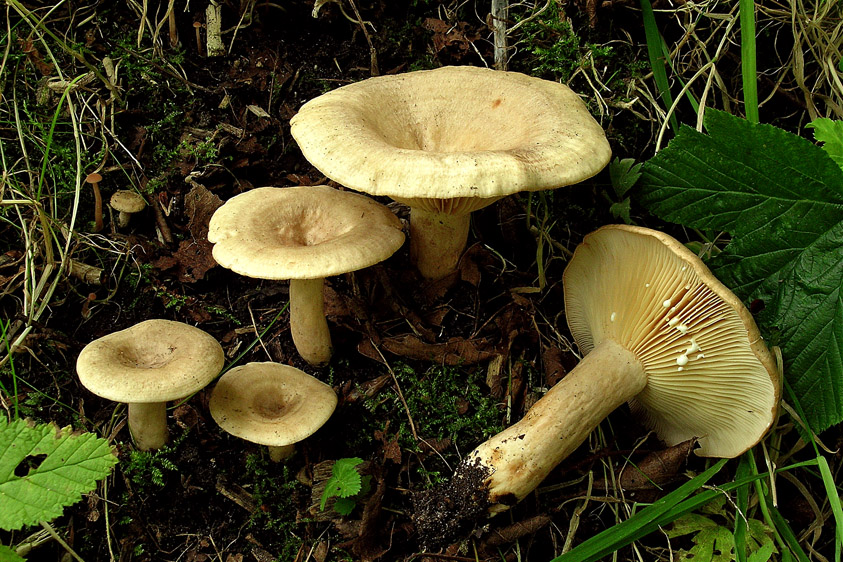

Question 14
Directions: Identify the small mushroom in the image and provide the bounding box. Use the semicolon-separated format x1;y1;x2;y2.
207;185;405;366
416;225;780;537
110;190;146;228
290;66;611;279
209;362;337;461
85;172;104;233
76;319;224;450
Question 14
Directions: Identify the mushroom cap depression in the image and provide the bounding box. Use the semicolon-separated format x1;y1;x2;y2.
563;225;780;458
209;362;338;448
207;185;405;279
76;319;224;403
110;190;146;213
290;66;611;214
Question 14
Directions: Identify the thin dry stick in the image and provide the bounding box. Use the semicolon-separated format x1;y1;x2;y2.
491;0;509;70
346;0;378;76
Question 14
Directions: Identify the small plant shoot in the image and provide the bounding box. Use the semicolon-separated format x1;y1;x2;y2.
320;457;368;515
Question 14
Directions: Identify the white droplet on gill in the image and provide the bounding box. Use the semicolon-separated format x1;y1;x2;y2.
610;312;617;322
676;353;689;366
662;299;672;308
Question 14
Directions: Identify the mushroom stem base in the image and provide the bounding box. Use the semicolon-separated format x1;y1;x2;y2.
409;209;471;279
128;402;169;450
289;277;333;366
413;339;646;546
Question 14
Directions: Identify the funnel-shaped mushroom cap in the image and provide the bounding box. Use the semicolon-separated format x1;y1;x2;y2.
76;319;224;403
207;185;405;280
563;225;780;457
209;362;337;447
290;66;611;215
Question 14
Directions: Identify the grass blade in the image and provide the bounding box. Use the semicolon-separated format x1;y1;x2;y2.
640;0;679;132
551;458;728;562
817;455;843;562
739;0;759;123
734;453;751;562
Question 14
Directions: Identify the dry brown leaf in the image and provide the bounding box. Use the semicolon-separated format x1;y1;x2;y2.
381;334;497;365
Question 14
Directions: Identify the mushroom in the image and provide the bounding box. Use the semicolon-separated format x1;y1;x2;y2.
109;190;147;228
415;225;780;537
209;362;337;461
76;319;224;450
207;185;405;366
85;172;104;233
290;65;611;279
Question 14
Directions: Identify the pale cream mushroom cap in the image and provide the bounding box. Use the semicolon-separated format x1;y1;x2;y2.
76;319;225;403
109;190;146;214
563;225;780;458
207;185;405;280
289;66;611;215
209;362;337;448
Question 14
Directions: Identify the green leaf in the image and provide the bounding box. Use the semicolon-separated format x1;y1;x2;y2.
0;545;25;562
636;109;843;433
609;157;643;198
332;497;357;516
552;459;728;562
319;457;363;511
0;418;118;531
807;117;843;170
667;513;735;562
609;199;632;224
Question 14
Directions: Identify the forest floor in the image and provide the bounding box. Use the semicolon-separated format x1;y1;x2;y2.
1;1;841;561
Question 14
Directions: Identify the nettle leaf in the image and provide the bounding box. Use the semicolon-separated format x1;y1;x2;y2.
666;505;776;562
319;457;363;511
609;157;643;198
0;418;118;531
0;545;25;562
637;109;843;433
808;117;843;169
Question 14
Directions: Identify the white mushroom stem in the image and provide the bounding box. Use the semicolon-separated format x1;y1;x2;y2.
116;210;134;228
127;402;169;451
289;278;333;366
268;444;296;462
466;339;646;512
410;208;471;279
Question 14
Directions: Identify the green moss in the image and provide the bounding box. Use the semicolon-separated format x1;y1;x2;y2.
243;454;304;558
366;362;503;456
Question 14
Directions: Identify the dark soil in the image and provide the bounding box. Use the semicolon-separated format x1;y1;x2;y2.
3;1;838;561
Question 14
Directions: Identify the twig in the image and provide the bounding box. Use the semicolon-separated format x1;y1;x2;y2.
347;0;378;76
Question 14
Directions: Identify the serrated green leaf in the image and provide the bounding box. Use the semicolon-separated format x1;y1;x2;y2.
319;457;363;511
0;418;118;531
636;109;843;433
746;519;777;562
807;117;843;170
332;497;356;516
609;198;632;224
0;545;25;562
609;157;643;197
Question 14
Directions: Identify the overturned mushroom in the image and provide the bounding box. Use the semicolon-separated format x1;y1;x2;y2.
76;319;224;450
207;185;404;366
290;65;611;279
209;362;337;461
414;225;780;541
